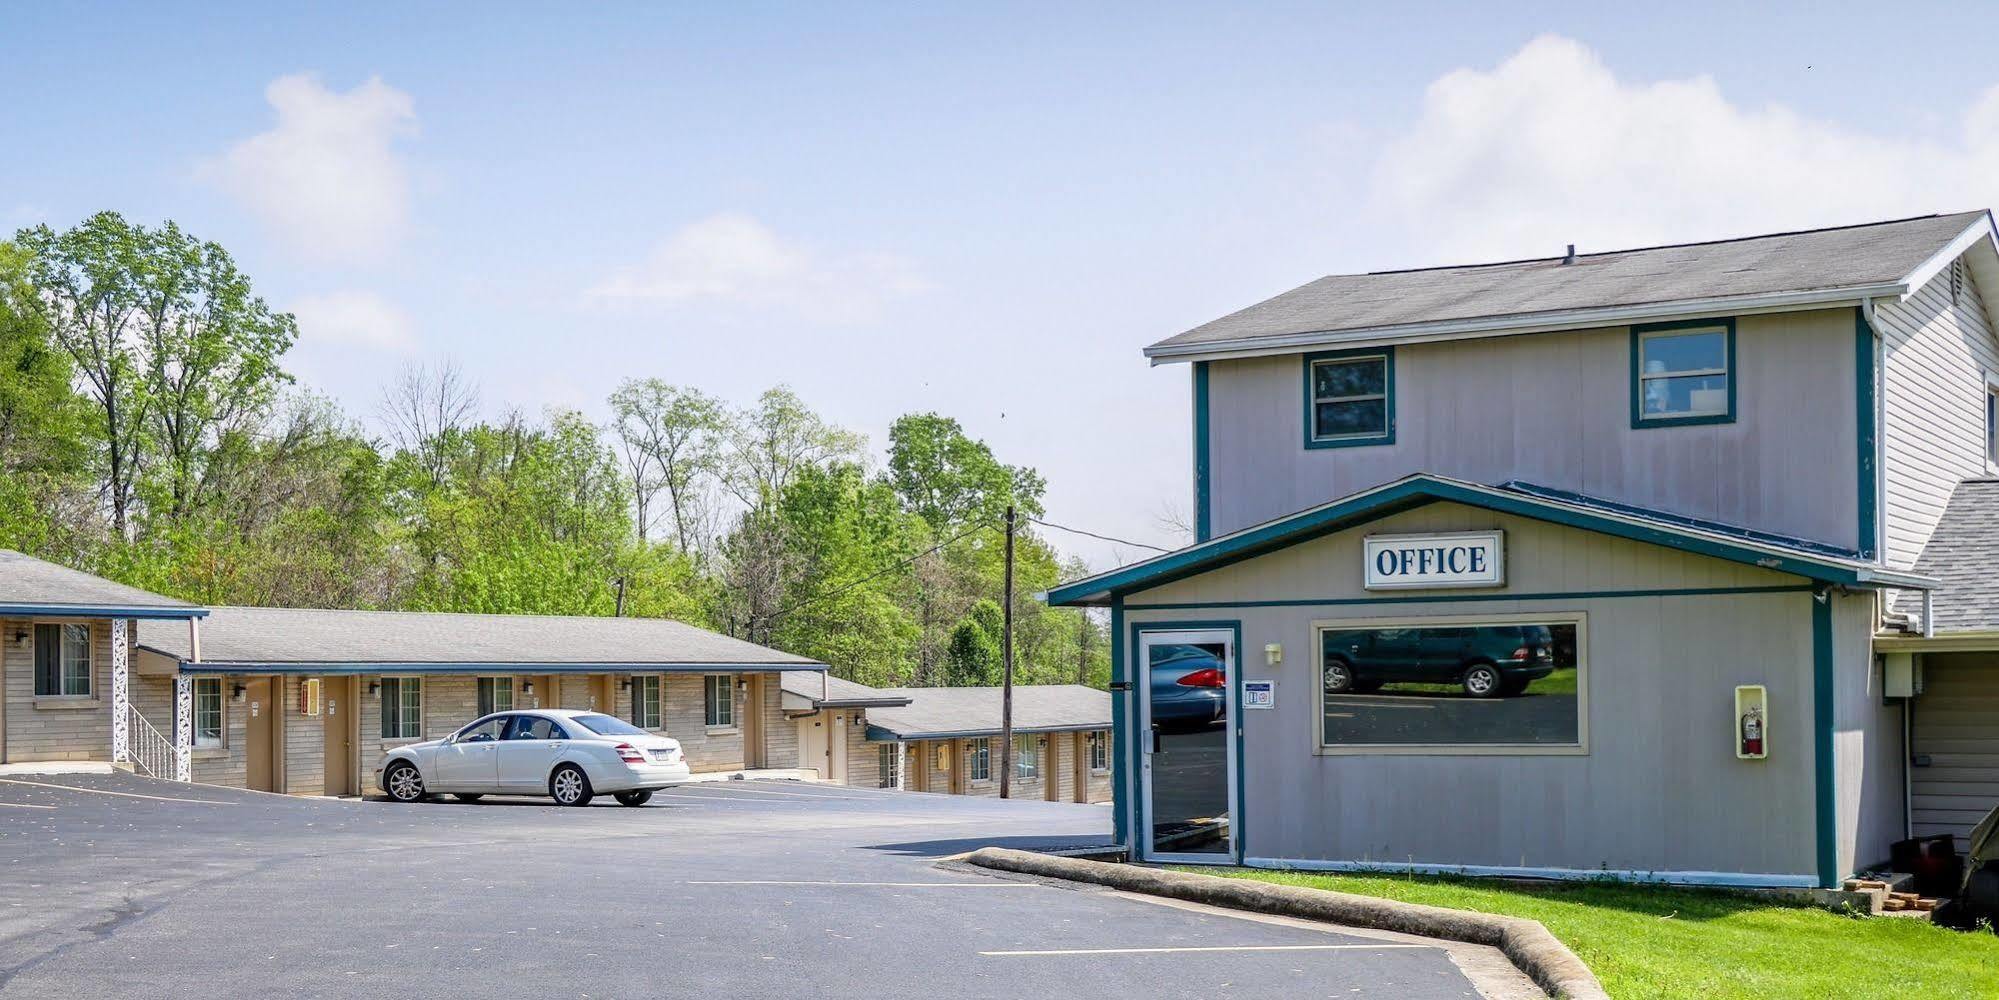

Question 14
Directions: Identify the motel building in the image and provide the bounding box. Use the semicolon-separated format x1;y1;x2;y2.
0;548;1112;802
1048;211;1999;890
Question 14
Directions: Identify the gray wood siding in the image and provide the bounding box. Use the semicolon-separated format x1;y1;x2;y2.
1125;503;1841;879
1833;590;1902;874
1911;653;1999;846
1205;309;1859;550
1878;262;1999;568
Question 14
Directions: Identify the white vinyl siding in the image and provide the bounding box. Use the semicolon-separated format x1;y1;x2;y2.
1879;258;1999;568
1911;657;1999;846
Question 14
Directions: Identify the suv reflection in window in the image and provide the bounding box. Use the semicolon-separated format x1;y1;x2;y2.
1322;625;1557;698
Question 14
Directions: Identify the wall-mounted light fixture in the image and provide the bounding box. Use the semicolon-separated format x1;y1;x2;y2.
366;680;380;697
520;680;535;697
1265;643;1283;666
619;677;631;692
231;683;247;702
12;628;27;647
737;677;748;692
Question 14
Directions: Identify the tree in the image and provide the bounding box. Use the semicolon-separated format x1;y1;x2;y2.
721;385;863;512
608;379;724;552
16;213;154;535
887;412;1046;532
379;360;478;490
944;599;1005;685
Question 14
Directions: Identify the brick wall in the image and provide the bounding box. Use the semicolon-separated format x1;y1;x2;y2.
2;617;119;762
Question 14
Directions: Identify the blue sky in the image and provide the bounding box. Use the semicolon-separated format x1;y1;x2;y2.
7;3;1998;567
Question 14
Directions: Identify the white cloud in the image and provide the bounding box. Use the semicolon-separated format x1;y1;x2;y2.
586;212;926;322
205;74;417;262
1368;35;1999;263
290;291;418;353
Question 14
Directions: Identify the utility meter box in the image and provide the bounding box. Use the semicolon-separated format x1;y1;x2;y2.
1883;653;1918;699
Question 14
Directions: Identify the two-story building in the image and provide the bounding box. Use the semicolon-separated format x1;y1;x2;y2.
1049;211;1999;890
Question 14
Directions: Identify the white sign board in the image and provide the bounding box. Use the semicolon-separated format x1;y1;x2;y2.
1243;680;1275;710
1363;531;1505;590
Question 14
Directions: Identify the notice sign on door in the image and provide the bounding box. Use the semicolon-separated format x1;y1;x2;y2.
1363;531;1505;590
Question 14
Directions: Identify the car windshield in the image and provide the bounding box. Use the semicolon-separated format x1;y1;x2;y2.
571;713;648;737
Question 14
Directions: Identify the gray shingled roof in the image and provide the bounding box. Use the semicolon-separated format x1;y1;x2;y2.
780;671;912;708
1150;212;1988;358
0;550;203;616
1901;480;1999;632
862;685;1111;740
136;606;822;671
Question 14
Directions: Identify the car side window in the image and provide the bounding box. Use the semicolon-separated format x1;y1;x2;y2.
505;716;568;741
456;718;507;743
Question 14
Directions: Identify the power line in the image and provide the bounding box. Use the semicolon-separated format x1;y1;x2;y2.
1026;516;1172;553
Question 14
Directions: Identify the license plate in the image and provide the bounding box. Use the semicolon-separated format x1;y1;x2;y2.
650;750;674;761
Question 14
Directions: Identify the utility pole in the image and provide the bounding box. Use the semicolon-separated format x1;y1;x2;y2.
999;504;1016;799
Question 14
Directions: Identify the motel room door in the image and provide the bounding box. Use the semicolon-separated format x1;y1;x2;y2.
322;676;359;796
1136;629;1237;863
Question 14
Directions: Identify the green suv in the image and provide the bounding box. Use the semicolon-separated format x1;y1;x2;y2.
1322;625;1557;698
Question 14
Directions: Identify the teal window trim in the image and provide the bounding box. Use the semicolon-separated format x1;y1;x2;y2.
1630;317;1736;428
1811;587;1838;889
1303;347;1396;449
1855;309;1879;560
1127;618;1245;864
1193;361;1212;541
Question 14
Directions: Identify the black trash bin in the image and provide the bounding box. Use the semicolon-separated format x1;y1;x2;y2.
1891;834;1963;898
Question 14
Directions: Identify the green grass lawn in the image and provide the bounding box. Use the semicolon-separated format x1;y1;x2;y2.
1187;867;1999;999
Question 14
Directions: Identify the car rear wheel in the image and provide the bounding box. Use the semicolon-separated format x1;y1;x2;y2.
615;790;653;807
384;761;427;802
454;793;485;803
549;764;594;807
1461;662;1502;698
1323;659;1356;693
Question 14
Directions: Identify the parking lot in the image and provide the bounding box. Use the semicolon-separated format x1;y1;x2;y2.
0;773;1525;998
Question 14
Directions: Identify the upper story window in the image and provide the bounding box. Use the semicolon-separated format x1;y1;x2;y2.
1303;348;1395;448
1985;380;1999;468
1632;318;1735;427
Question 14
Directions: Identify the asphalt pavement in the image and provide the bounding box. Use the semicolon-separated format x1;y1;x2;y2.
0;771;1525;999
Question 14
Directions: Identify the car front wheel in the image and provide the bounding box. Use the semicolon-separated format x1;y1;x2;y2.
615;790;653;807
1323;659;1356;693
384;761;427;802
549;764;594;807
1461;663;1502;698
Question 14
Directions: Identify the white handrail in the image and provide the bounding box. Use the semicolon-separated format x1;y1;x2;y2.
127;704;178;780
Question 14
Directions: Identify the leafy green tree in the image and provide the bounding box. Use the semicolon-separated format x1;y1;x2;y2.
608;379;725;553
887;412;1045;532
944;599;1005;686
16;212;296;533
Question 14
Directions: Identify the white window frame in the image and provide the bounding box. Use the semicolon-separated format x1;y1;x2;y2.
1313;612;1589;756
380;676;423;741
967;737;992;782
1307;352;1392;444
633;675;662;730
1984;372;1999;472
703;674;735;728
1015;736;1040;779
193;677;224;748
476;676;514;717
877;743;900;788
1634;323;1732;423
1088;731;1109;773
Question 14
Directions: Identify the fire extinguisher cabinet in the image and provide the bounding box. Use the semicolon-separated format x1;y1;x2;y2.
1735;684;1768;760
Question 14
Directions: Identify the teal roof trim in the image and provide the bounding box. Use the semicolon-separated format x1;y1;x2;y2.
1044;475;1934;606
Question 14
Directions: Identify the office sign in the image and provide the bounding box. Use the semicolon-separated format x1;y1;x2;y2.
1243;680;1275;710
1363;531;1504;590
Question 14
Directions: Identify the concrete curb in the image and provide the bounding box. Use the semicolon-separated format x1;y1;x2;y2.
963;848;1608;1000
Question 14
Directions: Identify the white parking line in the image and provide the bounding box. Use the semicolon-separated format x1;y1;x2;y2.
0;800;56;810
674;785;877;800
0;777;236;806
981;944;1435;956
687;880;1039;888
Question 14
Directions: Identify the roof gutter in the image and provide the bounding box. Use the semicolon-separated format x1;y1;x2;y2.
1144;283;1910;366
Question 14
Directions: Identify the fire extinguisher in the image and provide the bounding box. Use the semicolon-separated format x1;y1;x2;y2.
1740;706;1764;757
